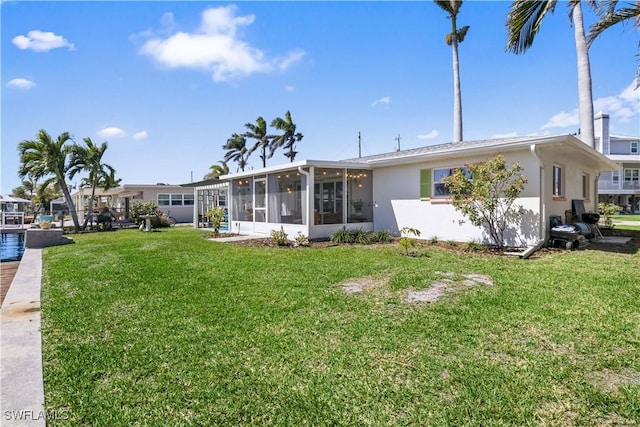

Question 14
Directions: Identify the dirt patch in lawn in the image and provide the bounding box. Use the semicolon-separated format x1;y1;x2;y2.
585;368;640;393
406;272;493;303
339;271;493;303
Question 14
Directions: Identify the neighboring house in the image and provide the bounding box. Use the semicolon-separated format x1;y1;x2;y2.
593;112;640;213
191;134;617;246
71;184;194;223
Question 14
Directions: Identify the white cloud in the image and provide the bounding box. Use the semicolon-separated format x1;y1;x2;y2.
491;131;519;139
7;78;35;89
97;127;126;138
139;5;304;82
275;49;306;71
285;85;295;92
542;80;639;130
133;131;148;140
541;111;578;130
12;30;75;52
371;96;391;107
417;130;439;140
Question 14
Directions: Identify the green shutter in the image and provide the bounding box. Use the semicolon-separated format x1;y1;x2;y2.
420;169;431;201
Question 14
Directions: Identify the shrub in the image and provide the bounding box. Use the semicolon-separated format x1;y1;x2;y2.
351;228;371;245
598;202;622;228
330;229;354;244
270;227;289;246
465;239;483;252
131;200;157;225
293;232;309;247
131;201;172;229
370;230;392;243
206;207;226;237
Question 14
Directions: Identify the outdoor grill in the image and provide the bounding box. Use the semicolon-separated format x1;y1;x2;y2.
549;223;589;249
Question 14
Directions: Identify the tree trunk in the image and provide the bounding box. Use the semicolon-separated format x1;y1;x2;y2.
573;3;595;148
451;14;463;143
58;175;81;232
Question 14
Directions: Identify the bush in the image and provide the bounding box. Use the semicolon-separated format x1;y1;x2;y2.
206;207;226;237
370;230;392;243
598;202;622;228
330;229;354;244
131;201;172;229
293;232;309;247
351;228;371;245
270;228;289;246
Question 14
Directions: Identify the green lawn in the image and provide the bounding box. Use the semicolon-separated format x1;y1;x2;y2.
41;228;639;426
612;214;640;222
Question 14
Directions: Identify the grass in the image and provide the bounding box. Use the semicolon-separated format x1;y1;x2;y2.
41;228;639;425
612;214;640;222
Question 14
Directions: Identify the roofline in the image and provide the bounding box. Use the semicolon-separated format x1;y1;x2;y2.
215;159;372;181
362;134;570;166
561;135;620;171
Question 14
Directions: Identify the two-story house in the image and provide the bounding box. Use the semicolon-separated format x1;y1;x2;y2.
594;112;640;213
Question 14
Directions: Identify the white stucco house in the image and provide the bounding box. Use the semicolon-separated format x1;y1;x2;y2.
190;133;617;247
71;184;195;224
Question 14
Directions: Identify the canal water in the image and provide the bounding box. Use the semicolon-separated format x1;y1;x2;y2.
1;233;25;262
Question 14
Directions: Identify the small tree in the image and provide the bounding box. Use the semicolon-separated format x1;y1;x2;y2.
598;202;622;228
399;227;421;256
206;207;226;237
443;155;527;249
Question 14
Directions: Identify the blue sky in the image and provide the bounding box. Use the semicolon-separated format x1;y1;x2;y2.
2;1;638;194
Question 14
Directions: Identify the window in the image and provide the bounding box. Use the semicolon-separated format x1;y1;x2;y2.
432;167;471;198
624;169;640;190
631;142;638;154
158;193;193;206
582;173;590;199
552;165;563;197
612;171;619;184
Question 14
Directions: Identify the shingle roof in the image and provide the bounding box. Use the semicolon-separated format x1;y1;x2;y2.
341;136;535;164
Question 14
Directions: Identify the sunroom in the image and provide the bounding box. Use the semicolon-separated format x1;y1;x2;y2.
197;161;374;239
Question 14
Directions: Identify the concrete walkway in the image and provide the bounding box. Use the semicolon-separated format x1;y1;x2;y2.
1;249;46;426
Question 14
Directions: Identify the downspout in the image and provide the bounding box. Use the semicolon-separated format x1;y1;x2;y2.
298;166;311;231
530;144;546;241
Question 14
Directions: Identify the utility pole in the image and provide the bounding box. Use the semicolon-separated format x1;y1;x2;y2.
395;134;402;152
358;132;362;158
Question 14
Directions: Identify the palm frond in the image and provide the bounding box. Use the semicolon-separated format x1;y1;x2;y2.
506;0;558;54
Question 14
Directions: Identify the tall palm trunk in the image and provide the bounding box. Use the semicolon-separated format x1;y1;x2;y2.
82;176;98;230
451;29;463;143
58;175;80;231
573;3;595;148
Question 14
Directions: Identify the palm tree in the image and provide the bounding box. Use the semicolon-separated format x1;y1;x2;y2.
203;161;230;180
588;0;640;87
18;129;81;231
223;133;250;172
434;0;470;143
506;0;595;148
244;116;272;168
68;137;118;230
587;0;640;44
270;111;304;162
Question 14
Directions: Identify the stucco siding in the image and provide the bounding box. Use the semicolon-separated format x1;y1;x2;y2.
372;151;542;246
